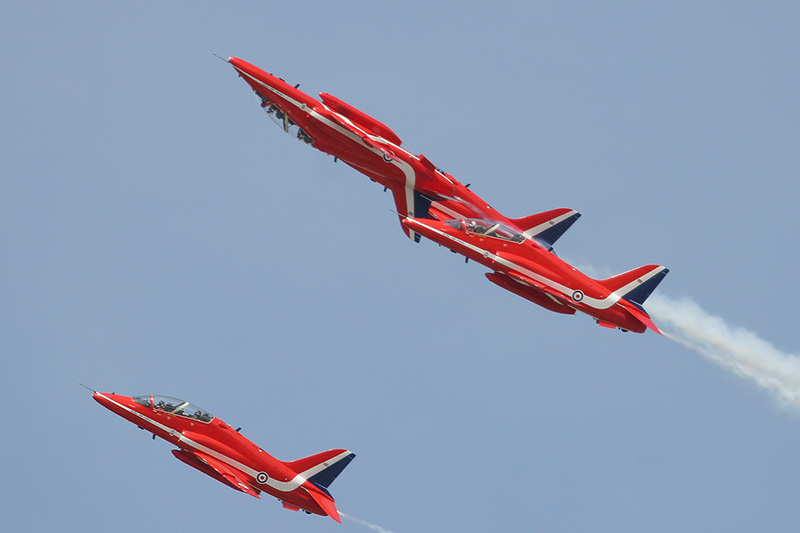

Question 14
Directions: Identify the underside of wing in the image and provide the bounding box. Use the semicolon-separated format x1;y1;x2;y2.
485;272;576;314
172;449;260;498
319;92;403;146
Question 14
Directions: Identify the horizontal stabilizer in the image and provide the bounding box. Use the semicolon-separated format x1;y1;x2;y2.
510;209;581;251
598;265;669;307
624;301;664;335
308;486;342;523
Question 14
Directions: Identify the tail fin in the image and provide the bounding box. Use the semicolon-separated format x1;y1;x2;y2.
390;186;434;242
599;265;668;334
598;265;669;307
285;449;356;491
509;208;581;251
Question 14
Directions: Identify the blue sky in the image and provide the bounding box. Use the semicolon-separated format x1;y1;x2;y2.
3;2;800;531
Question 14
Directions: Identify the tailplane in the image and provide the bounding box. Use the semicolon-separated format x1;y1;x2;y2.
307;486;343;523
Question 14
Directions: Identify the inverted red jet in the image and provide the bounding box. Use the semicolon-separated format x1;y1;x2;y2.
226;57;668;333
90;389;354;522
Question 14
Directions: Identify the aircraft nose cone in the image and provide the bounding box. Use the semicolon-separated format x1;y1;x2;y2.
228;57;246;70
402;217;420;230
92;391;127;412
92;391;110;408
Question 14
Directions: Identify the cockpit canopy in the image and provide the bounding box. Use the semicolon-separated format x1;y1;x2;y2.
253;91;314;145
133;395;214;423
445;218;525;243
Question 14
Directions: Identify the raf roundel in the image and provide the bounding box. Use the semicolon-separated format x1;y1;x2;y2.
256;472;269;484
572;290;584;302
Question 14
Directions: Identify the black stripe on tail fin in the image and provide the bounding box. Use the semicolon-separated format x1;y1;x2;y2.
624;267;669;307
308;452;356;490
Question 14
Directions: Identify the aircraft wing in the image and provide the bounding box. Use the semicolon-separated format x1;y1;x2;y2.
357;131;400;162
173;449;260;498
505;271;575;306
485;271;576;315
319;92;403;145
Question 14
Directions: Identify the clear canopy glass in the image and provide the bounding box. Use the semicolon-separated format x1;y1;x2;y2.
455;218;525;243
133;395;214;423
254;92;314;145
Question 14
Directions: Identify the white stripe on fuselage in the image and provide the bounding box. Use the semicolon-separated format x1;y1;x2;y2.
234;66;418;222
99;393;349;494
419;224;663;311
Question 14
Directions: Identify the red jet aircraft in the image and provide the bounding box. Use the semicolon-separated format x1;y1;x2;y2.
226;57;668;333
90;389;354;522
403;217;667;333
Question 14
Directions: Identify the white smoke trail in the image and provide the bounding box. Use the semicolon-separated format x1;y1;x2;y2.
647;292;800;410
339;511;396;533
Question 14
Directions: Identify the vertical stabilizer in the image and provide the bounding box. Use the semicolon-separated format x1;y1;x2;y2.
598;265;669;307
285;449;356;490
598;265;669;334
285;449;354;523
510;208;581;251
